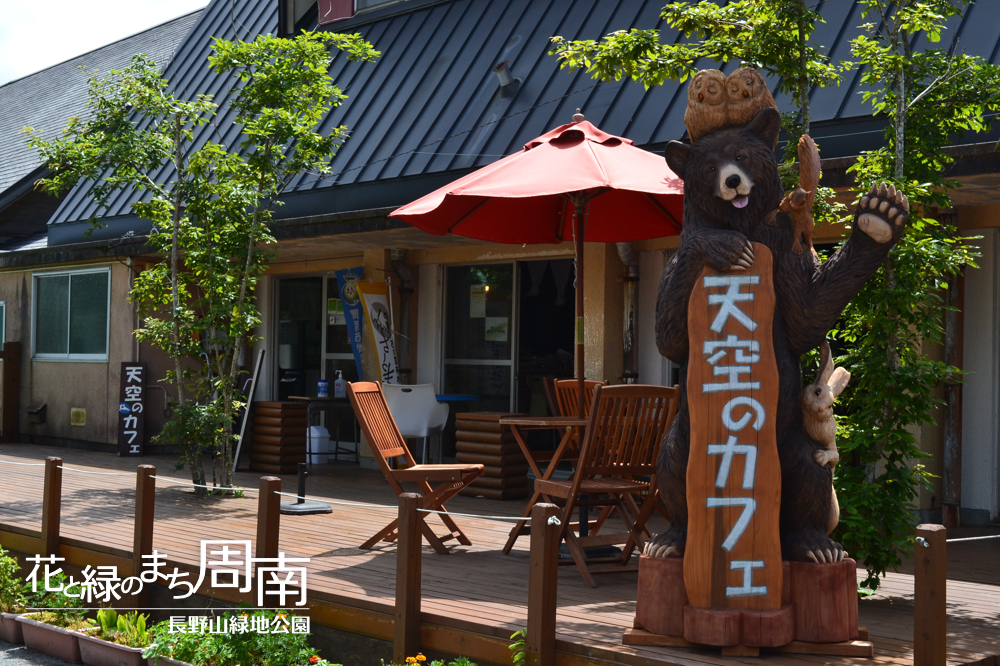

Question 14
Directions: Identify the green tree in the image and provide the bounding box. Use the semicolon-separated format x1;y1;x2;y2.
549;0;845;221
833;0;1000;589
27;32;378;492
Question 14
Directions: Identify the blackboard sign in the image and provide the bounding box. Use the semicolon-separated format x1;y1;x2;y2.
117;362;146;457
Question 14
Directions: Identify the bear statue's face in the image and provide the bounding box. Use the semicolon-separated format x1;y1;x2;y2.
663;107;784;232
703;145;755;208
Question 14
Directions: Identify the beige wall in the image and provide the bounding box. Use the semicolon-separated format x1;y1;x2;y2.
582;243;625;384
0;262;128;446
0;261;179;448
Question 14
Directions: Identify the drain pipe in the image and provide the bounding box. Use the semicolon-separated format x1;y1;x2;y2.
617;242;640;384
391;249;415;384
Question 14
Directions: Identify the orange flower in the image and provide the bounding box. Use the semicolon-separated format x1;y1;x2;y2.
416;656;426;662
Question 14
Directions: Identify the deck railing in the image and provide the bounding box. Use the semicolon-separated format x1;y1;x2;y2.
27;457;562;665
14;455;972;664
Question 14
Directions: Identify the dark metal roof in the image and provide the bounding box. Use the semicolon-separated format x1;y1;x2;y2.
48;0;1000;240
0;10;203;194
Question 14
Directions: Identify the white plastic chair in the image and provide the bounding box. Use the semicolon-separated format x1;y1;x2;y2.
382;384;450;464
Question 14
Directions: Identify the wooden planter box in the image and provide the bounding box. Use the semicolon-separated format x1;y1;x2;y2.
0;612;24;644
78;631;148;666
16;614;86;663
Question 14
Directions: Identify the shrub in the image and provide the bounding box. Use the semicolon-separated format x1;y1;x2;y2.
0;546;26;614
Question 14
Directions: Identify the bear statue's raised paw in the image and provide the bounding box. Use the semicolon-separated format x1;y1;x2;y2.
643;525;686;558
784;528;845;564
857;183;909;244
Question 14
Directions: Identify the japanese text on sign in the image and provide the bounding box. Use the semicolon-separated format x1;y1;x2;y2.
117;363;145;456
26;540;310;606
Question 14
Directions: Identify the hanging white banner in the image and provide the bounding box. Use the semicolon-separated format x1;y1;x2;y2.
357;281;399;385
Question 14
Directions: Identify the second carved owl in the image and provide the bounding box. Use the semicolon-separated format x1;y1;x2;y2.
726;68;778;144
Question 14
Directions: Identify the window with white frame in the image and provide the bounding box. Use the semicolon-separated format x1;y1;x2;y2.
33;268;110;360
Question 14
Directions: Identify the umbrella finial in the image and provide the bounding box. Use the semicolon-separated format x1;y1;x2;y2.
572;108;585;122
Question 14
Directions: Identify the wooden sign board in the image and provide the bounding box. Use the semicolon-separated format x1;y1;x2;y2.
684;243;782;610
117;362;146;457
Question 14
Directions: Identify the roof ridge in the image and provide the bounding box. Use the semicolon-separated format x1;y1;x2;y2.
0;8;204;89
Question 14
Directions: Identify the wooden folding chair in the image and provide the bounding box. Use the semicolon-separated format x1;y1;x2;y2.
553;378;606;420
502;379;605;554
347;381;484;554
541;376;559;417
532;384;677;587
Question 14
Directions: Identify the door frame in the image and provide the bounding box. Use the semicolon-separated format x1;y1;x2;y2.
440;261;519;412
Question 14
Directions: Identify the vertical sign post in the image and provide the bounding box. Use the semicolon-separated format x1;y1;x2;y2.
117;362;146;457
684;243;782;611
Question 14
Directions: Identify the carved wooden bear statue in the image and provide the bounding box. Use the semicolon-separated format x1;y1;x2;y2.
645;107;909;564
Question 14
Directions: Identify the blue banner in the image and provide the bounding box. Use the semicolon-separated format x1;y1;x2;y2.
335;267;365;380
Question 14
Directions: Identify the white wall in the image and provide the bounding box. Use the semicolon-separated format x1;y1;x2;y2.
961;229;1000;524
416;263;443;390
638;250;671;386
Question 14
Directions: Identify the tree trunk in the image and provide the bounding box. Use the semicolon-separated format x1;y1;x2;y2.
798;10;810;137
170;114;205;495
874;58;907;481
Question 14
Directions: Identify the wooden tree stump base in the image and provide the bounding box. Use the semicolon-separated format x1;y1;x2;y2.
630;555;867;652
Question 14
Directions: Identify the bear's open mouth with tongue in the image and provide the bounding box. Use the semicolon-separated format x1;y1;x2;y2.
716;162;755;209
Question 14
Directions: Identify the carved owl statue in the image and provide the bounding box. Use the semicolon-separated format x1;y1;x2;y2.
684;69;728;143
725;67;778;144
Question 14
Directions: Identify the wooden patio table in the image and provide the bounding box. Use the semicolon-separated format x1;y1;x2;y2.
500;415;587;554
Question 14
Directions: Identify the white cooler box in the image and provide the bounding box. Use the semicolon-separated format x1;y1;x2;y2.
307;426;330;464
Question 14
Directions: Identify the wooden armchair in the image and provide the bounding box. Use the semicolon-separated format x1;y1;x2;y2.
532;384;677;587
347;381;484;554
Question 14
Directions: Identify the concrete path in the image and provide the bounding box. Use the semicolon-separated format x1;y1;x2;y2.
0;641;74;666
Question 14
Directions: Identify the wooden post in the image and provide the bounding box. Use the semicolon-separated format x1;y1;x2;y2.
254;476;281;606
0;342;20;443
41;457;62;557
914;524;947;666
394;493;422;664
131;465;155;607
526;503;559;666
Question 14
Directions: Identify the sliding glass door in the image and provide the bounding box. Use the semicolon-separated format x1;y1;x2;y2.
443;264;516;414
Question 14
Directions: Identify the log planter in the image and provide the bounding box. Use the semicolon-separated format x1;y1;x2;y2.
78;631;149;666
16;614;91;663
0;612;24;644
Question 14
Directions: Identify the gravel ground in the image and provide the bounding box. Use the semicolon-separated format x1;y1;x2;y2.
0;641;75;666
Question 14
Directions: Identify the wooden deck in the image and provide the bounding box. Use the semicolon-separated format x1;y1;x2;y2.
0;443;998;666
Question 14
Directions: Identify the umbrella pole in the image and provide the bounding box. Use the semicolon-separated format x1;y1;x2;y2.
574;198;586;419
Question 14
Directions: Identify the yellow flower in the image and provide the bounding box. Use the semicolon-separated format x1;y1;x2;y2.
416;656;426;662
405;658;416;664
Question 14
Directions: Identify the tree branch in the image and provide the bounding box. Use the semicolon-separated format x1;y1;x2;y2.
906;63;972;113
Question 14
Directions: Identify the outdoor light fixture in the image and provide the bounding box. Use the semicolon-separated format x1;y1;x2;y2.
493;60;514;87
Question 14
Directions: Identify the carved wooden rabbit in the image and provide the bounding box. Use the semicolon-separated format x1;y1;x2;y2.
802;340;850;537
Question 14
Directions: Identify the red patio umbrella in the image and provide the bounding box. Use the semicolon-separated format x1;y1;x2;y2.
390;113;683;417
